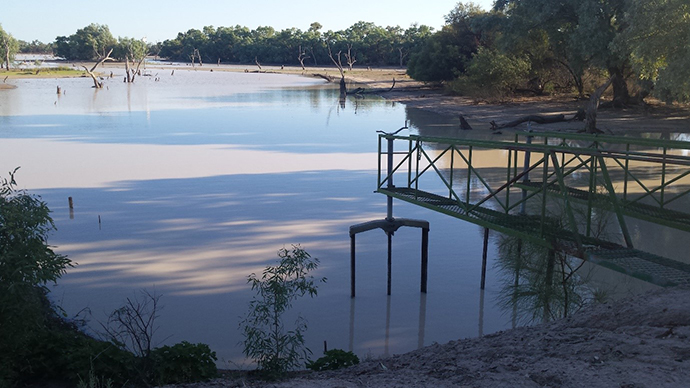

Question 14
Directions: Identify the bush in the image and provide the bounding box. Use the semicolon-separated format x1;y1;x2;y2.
0;169;73;384
151;341;218;384
240;245;326;379
446;47;531;102
306;349;360;371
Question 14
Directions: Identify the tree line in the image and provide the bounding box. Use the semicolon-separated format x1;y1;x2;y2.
407;0;689;104
2;0;689;104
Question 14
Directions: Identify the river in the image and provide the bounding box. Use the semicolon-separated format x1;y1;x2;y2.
0;66;674;366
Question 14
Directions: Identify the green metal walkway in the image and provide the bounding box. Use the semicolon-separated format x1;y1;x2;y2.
375;131;690;288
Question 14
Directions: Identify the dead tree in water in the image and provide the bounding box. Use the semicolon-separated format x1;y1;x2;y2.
82;48;114;88
344;44;356;71
254;57;262;70
326;43;347;97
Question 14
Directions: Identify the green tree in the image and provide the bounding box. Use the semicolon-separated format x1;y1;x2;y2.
496;0;632;104
240;246;325;379
0;168;72;382
407;3;486;82
54;23;116;61
618;0;690;102
0;24;19;71
448;47;531;100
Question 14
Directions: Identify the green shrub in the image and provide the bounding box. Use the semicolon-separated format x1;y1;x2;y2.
151;341;218;384
306;349;360;371
447;47;531;102
0;169;73;384
240;245;326;379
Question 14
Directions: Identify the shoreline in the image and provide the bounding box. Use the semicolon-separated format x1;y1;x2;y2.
165;286;690;387
4;62;689;135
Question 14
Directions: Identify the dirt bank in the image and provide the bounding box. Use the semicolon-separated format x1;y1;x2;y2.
342;70;690;136
164;287;690;388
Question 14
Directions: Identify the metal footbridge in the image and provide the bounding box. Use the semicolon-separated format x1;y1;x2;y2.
350;130;690;296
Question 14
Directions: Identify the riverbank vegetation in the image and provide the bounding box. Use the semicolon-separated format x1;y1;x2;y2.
5;1;688;106
0;171;218;387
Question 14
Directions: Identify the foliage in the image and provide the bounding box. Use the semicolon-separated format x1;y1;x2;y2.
447;47;530;101
54;23;116;60
158;22;432;68
495;236;594;324
0;24;20;70
306;349;360;371
24;318;136;386
151;341;217;384
18;39;53;54
618;0;690;102
407;3;489;82
0;168;73;382
77;368;114;388
113;37;148;62
240;245;326;379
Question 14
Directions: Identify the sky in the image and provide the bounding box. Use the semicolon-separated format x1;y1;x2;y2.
1;0;495;43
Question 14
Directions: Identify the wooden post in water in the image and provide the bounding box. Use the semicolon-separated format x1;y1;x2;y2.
480;227;489;290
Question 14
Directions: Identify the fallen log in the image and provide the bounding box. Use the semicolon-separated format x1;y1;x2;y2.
490;114;566;130
347;78;396;95
312;73;334;82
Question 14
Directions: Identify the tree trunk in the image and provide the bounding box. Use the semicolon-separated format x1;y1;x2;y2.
608;67;630;107
583;77;613;133
4;40;10;71
124;55;132;83
83;48;114;88
339;76;347;97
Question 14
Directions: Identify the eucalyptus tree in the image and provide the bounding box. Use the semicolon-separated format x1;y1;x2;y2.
495;0;633;105
617;0;690;102
407;2;485;82
0;25;19;71
54;23;116;61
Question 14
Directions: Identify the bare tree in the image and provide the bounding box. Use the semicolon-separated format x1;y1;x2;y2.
344;44;356;71
122;38;149;83
326;42;346;96
82;48;114;88
297;45;310;70
190;48;202;67
583;77;613;133
254;56;262;70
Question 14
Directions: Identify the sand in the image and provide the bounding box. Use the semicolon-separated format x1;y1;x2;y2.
163;287;690;387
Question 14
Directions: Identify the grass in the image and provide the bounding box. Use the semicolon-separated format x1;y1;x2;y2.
1;67;86;78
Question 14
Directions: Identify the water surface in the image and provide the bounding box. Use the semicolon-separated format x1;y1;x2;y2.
0;68;677;365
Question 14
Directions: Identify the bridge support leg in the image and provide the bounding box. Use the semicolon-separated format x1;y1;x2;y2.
387;232;393;295
349;218;430;297
481;227;489;290
350;234;356;298
421;227;429;293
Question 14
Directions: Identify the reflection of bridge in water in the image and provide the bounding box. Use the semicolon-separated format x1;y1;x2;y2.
350;131;690;297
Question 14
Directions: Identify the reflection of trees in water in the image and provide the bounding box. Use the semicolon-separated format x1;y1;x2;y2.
496;236;599;326
497;187;617;325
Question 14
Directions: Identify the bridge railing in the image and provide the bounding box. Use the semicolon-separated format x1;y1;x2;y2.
377;132;690;250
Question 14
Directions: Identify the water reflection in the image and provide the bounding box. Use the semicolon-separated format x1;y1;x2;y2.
3;70;683;366
495;235;604;325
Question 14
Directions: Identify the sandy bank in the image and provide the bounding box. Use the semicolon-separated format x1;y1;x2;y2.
165;287;690;387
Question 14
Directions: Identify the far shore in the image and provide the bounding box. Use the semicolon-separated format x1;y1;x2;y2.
3;61;689;135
